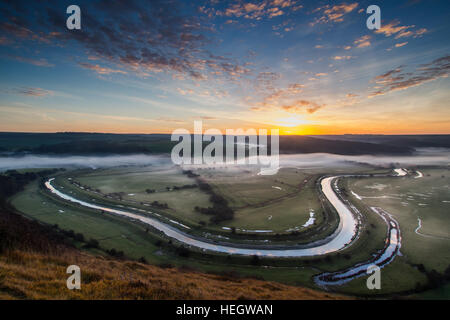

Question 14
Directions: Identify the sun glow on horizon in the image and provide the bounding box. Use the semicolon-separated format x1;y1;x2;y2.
274;117;312;127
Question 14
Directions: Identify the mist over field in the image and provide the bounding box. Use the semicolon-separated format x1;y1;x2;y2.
0;148;448;171
0;154;171;171
278;148;450;168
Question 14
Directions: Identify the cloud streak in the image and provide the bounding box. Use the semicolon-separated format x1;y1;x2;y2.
200;0;303;20
369;55;450;97
281;100;324;114
375;20;427;39
311;3;358;25
12;87;54;97
354;35;371;48
79;62;127;75
7;55;54;67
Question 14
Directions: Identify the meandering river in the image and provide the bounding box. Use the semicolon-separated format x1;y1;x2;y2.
45;176;358;257
44;169;405;285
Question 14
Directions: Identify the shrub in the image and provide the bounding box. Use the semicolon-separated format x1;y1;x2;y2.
74;233;84;242
176;246;191;258
138;256;147;264
250;255;260;266
84;238;99;249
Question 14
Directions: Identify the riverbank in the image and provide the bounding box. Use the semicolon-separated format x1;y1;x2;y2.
45;175;359;257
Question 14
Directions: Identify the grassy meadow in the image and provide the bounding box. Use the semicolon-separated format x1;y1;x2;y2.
5;164;450;297
337;168;450;295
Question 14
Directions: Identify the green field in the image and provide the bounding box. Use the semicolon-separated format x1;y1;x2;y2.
9;179;323;288
345;168;450;272
59;165;341;234
75;166;213;226
337;168;450;295
7;164;450;297
10;180;164;263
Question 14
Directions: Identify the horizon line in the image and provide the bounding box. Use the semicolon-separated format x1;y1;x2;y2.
1;131;449;136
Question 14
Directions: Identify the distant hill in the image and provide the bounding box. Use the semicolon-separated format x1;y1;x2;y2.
0;132;424;156
310;135;450;149
278;135;414;155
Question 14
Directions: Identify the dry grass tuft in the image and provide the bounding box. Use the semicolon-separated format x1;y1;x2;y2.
0;206;346;300
0;248;348;300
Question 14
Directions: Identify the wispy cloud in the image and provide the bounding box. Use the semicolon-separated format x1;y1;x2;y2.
155;117;187;124
369;55;450;97
375;20;427;39
0;0;250;84
200;116;218;120
256;71;282;91
395;42;408;48
281;100;324;114
251;98;324;114
333;55;354;60
311;3;358;25
256;83;305;106
177;88;195;96
354;35;371;48
200;0;302;20
78;62;127;75
396;28;427;39
0;21;58;44
7;55;54;67
12;87;54;97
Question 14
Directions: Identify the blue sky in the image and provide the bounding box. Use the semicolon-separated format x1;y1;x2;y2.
0;0;449;134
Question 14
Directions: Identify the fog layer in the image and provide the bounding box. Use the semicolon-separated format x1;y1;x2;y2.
0;148;448;171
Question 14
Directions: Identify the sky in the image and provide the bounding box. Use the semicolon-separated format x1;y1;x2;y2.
0;0;449;135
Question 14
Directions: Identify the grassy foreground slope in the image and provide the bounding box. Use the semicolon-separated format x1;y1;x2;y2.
0;207;344;300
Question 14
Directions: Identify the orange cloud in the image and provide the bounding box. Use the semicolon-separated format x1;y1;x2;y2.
210;0;299;20
281;100;324;114
333;55;353;60
354;35;371;48
79;62;127;75
395;42;408;48
177;88;195;95
311;3;358;25
251;97;324;114
375;20;427;39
